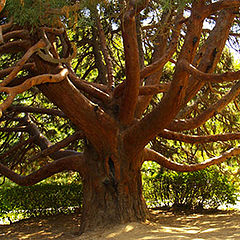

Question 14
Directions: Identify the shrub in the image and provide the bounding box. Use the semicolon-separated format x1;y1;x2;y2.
142;167;237;210
0;167;238;223
0;183;83;223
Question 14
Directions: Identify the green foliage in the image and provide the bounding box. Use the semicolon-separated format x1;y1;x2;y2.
5;0;110;28
142;167;237;210
0;167;238;224
158;0;192;10
6;0;68;27
0;183;83;223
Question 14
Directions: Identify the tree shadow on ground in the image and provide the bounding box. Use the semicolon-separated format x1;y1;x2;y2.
1;209;240;240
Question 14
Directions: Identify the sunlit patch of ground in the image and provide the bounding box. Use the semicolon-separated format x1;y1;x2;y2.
1;209;240;240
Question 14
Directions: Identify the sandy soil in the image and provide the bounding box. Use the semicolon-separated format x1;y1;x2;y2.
1;209;240;240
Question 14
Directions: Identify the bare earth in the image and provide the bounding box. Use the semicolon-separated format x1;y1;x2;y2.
1;209;240;240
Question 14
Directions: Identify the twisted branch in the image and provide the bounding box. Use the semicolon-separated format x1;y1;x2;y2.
37;29;77;64
0;39;46;87
168;80;240;132
159;129;240;144
144;147;240;172
182;60;240;83
0;68;69;117
29;131;85;162
0;154;85;186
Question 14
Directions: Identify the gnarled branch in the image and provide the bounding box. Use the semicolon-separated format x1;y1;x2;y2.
168;80;240;132
118;5;141;125
182;60;240;83
144;147;240;172
0;39;46;87
0;154;85;186
159;129;240;144
8;105;65;117
69;73;111;104
0;40;31;54
0;68;68;117
29;131;85;161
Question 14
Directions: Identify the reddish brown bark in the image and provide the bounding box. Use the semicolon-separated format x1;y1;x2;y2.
80;145;148;232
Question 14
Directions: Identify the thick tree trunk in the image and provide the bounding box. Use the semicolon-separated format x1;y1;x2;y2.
80;144;149;233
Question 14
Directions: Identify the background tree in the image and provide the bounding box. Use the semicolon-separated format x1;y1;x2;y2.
0;0;240;233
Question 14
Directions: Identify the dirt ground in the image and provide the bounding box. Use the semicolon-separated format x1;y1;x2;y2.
1;209;240;240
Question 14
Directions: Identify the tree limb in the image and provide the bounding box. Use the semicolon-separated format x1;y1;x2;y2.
95;12;114;90
3;29;30;42
8;105;65;117
118;5;141;125
140;19;181;80
0;39;46;87
69;73;111;104
159;129;240;144
0;68;69;117
29;131;85;162
139;83;170;95
0;63;36;79
168;80;240;132
203;0;240;17
123;2;206;157
183;9;236;106
129;0;150;16
0;154;86;186
0;40;31;54
182;60;240;83
143;147;240;172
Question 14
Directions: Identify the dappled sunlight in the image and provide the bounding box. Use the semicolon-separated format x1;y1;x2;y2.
77;210;240;240
0;213;81;240
1;210;240;239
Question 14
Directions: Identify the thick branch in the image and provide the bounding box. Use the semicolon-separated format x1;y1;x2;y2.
168;80;240;132
183;60;240;83
30;131;85;161
129;0;150;16
0;68;69;117
3;30;30;42
19;116;79;160
140;22;181;80
36;66;117;153
0;63;35;79
204;0;240;17
183;9;236;106
95;13;114;90
0;154;85;186
0;40;31;54
69;73;111;104
135;10;183;118
159;129;240;144
8;105;65;117
0;39;46;87
139;83;170;95
144;147;240;172
123;2;206;157
118;7;140;125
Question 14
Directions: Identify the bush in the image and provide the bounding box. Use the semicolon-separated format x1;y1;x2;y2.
0;183;83;223
142;167;237;210
0;167;238;223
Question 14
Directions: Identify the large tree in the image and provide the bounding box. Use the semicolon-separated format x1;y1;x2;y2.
0;0;240;233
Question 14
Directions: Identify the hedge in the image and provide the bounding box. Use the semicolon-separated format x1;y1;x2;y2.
0;168;238;223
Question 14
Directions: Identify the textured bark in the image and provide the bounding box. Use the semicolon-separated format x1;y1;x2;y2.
80;145;148;233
